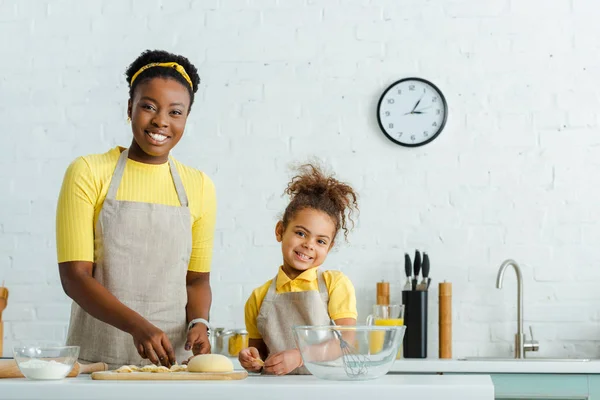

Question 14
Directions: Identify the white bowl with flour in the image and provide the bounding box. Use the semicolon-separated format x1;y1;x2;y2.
13;346;80;380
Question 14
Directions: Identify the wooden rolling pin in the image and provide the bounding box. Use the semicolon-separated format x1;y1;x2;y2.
0;284;8;357
0;360;108;379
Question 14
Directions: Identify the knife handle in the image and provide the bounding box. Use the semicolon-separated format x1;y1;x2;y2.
422;253;430;279
404;253;412;277
413;250;422;278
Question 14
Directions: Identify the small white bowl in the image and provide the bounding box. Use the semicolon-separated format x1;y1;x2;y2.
13;346;80;380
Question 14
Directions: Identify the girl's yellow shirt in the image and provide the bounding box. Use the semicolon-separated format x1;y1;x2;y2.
56;146;216;273
244;266;358;339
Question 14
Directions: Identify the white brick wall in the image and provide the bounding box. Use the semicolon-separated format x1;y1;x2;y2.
1;0;599;359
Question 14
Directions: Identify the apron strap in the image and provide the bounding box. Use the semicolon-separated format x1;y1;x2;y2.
106;149;129;200
263;274;279;303
105;149;189;207
264;270;329;303
168;158;189;207
317;271;329;304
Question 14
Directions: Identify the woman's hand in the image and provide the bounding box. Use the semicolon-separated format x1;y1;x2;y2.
131;321;176;367
263;349;303;376
185;323;211;355
239;347;264;372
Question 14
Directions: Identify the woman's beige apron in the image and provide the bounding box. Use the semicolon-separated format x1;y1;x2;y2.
65;148;192;368
256;270;330;375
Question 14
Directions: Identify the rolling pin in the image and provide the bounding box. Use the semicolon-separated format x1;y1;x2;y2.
0;360;108;379
0;284;8;357
438;281;452;359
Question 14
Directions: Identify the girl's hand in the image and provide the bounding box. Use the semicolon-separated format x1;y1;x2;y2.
239;347;264;372
263;349;303;376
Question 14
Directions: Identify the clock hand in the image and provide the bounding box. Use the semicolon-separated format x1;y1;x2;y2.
414;105;433;112
411;95;424;113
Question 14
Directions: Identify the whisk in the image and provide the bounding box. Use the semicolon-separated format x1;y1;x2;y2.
330;320;369;378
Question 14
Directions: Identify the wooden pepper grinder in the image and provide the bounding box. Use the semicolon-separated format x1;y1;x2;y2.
376;281;390;305
0;281;8;357
438;281;452;359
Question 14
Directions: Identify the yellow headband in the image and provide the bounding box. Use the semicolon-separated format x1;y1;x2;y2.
130;62;193;90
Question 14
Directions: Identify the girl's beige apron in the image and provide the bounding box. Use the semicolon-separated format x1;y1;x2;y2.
66;149;192;368
256;270;330;375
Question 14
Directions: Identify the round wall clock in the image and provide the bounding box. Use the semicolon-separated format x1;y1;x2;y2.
377;77;448;147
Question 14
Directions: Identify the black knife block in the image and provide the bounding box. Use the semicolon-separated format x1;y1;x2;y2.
402;290;428;358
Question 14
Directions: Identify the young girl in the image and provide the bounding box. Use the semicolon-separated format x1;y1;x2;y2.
239;164;359;375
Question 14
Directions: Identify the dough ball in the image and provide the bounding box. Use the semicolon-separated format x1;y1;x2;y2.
188;354;234;373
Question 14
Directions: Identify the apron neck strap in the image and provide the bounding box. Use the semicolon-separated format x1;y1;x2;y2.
168;157;188;207
264;270;329;302
106;149;189;207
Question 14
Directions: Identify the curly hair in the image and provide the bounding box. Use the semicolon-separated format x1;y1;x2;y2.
125;49;201;109
282;163;359;242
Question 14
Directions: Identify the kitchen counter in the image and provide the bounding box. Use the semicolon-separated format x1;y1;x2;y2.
389;359;600;374
0;374;494;400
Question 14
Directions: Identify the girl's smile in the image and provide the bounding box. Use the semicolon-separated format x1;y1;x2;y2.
276;208;336;280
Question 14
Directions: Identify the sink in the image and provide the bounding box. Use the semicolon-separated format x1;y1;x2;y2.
458;357;591;362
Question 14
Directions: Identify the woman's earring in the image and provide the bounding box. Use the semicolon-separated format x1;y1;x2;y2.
127;116;131;124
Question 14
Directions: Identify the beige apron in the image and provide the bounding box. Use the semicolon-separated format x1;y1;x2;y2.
66;148;192;368
256;270;331;375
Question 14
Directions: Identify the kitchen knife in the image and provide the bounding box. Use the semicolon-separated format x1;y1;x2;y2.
0;359;108;379
412;250;421;291
419;252;430;291
404;253;412;291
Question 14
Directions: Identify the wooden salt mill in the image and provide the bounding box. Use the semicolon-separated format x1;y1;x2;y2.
439;281;452;359
376;281;390;305
0;282;8;357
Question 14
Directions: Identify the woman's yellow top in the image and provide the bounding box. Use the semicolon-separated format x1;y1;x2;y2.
244;266;358;339
56;146;216;272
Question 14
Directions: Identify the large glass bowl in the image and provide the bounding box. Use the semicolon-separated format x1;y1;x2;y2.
13;346;80;380
293;325;405;381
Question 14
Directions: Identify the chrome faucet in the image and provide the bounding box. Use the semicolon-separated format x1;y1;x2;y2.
496;259;539;359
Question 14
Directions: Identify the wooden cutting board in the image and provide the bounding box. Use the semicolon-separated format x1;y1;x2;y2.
0;360;108;379
91;370;248;381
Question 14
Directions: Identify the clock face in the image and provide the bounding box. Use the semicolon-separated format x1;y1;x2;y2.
377;78;448;147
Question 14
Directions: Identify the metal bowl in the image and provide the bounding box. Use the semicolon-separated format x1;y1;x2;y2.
13;346;80;380
293;325;405;381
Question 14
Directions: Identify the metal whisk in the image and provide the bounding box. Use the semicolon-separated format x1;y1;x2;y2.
330;320;369;378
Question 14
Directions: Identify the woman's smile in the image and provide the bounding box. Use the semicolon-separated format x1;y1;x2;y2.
144;129;171;146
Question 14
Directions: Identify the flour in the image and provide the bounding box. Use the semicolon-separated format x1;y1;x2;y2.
18;359;73;380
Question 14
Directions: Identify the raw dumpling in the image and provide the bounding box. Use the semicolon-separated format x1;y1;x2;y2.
170;364;187;372
188;354;234;373
254;358;264;366
115;365;133;373
140;365;159;373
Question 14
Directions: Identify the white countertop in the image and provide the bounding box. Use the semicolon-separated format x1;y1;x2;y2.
0;374;494;400
389;359;600;374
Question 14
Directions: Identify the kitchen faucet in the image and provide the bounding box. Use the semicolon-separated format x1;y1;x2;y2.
496;259;539;358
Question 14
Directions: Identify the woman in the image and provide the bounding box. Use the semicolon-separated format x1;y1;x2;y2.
56;49;215;369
